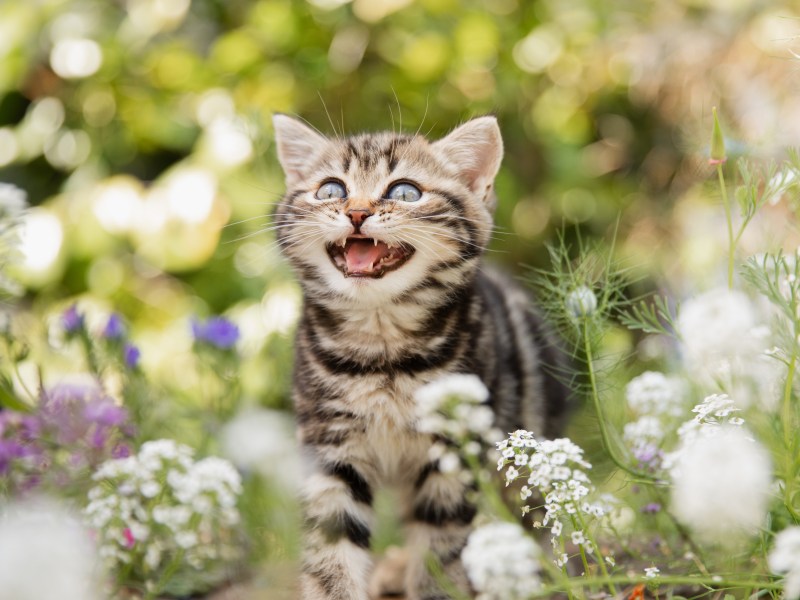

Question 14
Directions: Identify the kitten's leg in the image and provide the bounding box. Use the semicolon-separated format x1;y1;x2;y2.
301;460;375;600
404;463;476;600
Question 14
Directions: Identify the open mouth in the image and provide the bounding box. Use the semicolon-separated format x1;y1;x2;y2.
326;236;415;278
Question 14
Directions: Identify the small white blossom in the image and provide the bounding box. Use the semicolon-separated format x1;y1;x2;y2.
571;530;585;545
438;451;461;474
0;182;27;296
664;393;746;471
769;527;800;600
625;371;686;417
670;426;771;544
462;522;542;600
678;288;783;409
644;566;660;579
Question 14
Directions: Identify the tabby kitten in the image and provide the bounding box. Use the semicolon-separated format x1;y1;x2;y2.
272;115;568;600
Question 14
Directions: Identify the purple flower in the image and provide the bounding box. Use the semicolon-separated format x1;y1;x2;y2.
112;443;131;459
191;316;240;350
123;343;140;369
103;313;125;339
0;439;27;474
642;502;662;514
62;304;84;333
84;398;128;427
633;443;663;469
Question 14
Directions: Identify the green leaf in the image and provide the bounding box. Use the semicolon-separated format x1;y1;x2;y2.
619;295;680;338
0;376;31;412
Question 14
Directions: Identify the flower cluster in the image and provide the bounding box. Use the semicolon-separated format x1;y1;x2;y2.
769;527;800;600
625;371;685;418
664;393;745;471
677;288;781;409
414;374;502;476
85;439;243;595
669;425;771;544
0;182;27;297
498;430;606;564
622;371;687;472
461;521;543;600
101;312;140;369
60;305;141;370
0;381;132;496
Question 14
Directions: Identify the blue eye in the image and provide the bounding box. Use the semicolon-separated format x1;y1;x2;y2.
386;182;422;203
315;181;347;200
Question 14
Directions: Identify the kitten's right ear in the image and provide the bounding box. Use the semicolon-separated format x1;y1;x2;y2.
272;114;327;187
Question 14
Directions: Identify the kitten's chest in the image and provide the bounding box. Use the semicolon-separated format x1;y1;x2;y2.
347;375;431;481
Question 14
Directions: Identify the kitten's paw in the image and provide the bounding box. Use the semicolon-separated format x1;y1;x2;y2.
368;546;409;599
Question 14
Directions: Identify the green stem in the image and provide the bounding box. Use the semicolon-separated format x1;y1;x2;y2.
144;549;185;600
782;347;796;451
582;320;656;481
531;574;782;598
463;451;516;522
574;510;618;595
717;163;734;289
651;487;708;571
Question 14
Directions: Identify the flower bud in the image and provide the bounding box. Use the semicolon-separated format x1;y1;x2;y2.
566;285;598;318
709;106;727;165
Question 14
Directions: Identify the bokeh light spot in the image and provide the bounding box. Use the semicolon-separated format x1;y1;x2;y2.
50;38;103;79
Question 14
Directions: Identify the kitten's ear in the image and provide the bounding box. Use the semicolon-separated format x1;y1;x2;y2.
272;114;327;186
431;116;503;196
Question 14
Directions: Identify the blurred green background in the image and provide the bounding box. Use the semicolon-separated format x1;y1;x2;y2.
1;0;799;404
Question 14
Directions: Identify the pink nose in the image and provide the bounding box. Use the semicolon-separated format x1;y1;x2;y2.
348;209;371;230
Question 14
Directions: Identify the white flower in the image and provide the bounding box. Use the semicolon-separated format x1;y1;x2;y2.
665;393;747;470
220;408;301;489
0;182;27;296
625;371;686;417
678;288;783;408
462;521;542;600
415;374;489;414
85;439;243;590
769;527;800;600
644;566;660;578
623;416;665;445
571;531;585;545
678;289;756;362
438;451;461;474
498;431;606;552
175;530;198;549
0;498;101;600
670;426;771;544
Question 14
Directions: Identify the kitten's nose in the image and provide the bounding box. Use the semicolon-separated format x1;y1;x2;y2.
347;209;372;231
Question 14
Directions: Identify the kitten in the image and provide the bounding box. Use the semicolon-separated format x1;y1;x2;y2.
272;115;569;600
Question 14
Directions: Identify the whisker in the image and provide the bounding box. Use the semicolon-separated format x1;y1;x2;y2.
401;221;507;248
318;92;340;139
405;214;513;235
223;214;272;228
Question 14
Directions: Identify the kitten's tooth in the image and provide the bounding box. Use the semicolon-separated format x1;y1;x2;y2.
373;238;378;247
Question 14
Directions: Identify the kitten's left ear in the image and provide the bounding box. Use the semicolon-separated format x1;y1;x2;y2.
272;114;327;187
431;116;503;197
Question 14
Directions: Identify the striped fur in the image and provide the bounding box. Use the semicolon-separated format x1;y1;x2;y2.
272;115;569;600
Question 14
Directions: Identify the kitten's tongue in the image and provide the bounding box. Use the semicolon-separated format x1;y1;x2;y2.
344;239;390;274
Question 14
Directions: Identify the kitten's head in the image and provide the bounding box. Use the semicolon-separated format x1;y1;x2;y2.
272;115;503;304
